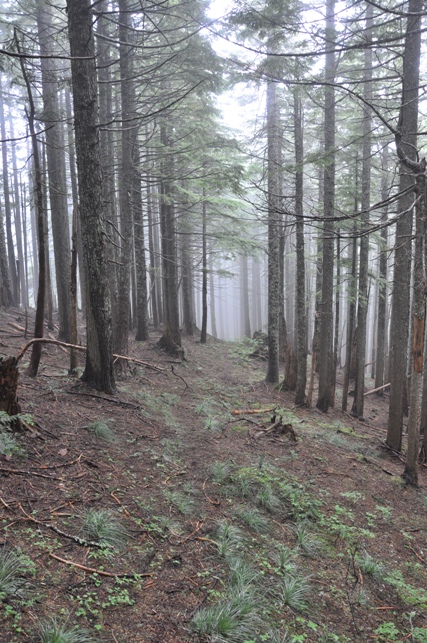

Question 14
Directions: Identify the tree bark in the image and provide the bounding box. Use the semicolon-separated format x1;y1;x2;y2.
36;0;72;342
317;0;336;412
0;83;17;306
294;89;307;405
387;0;422;451
67;0;115;393
265;76;281;383
351;2;373;419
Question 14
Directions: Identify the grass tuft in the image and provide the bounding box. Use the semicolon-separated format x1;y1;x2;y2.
81;508;128;548
357;551;386;581
293;522;322;557
190;587;260;642
165;490;194;515
214;521;243;557
0;548;24;598
280;573;312;611
36;616;95;642
235;506;270;533
274;545;298;576
256;483;281;513
210;460;235;484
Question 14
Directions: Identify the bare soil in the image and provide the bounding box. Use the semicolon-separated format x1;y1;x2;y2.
0;308;426;643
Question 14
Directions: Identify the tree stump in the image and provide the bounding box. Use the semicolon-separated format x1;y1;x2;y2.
0;356;22;430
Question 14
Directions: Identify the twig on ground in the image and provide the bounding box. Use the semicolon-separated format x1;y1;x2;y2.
0;467;64;481
111;490;131;516
17;503;113;549
180;521;204;545
202;480;220;506
49;553;152;578
170;364;190;393
65;391;140;408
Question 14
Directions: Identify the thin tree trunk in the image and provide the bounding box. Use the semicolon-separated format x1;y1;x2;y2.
16;41;46;377
200;196;208;344
0;83;17;305
375;145;389;393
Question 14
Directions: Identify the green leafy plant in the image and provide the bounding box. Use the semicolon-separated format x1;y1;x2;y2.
81;509;128;548
36;615;95;643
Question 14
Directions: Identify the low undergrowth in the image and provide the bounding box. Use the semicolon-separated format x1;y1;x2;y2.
0;334;426;642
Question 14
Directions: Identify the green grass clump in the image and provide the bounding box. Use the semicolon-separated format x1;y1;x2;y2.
357;551;386;581
36;616;95;642
293;522;322;557
210;460;235;484
190;587;260;642
274;545;298;576
280;573;312;611
0;549;25;599
214;521;244;557
165;490;194;516
235;506;270;533
81;509;128;548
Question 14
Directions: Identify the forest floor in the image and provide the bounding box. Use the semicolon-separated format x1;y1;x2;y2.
0;308;427;643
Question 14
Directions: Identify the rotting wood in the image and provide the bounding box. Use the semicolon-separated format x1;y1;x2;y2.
0;356;22;429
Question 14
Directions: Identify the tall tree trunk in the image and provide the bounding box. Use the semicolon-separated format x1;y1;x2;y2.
317;0;336;412
0;203;13;307
387;0;422;451
133;139;149;341
209;258;217;339
0;83;18;305
375;145;389;393
294;89;307;405
147;176;160;329
17;42;46;377
9;115;26;308
65;87;86;315
67;0;115;393
265;76;281;383
352;2;373;418
114;0;134;357
36;0;71;341
240;254;251;338
158;122;182;355
200;196;208;344
404;166;425;485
